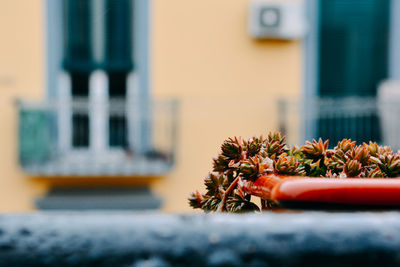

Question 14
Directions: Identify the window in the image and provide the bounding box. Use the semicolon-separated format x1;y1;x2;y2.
318;0;390;97
15;0;178;176
45;0;155;157
18;0;176;176
316;0;390;144
60;0;134;150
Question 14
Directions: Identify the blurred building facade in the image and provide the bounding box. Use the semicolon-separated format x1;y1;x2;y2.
0;0;398;211
282;0;400;148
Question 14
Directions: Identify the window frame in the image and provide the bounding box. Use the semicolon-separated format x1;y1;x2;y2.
44;0;151;155
45;0;151;100
301;0;400;141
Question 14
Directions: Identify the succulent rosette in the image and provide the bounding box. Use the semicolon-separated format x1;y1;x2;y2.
189;132;400;213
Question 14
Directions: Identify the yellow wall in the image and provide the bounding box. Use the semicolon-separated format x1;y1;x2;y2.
0;0;48;211
152;0;301;211
0;0;301;212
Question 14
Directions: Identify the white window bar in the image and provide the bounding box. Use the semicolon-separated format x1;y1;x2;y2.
378;80;400;150
89;70;109;154
127;71;144;154
57;71;72;154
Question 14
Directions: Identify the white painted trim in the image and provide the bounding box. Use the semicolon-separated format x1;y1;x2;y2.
91;0;105;64
134;0;151;99
302;0;319;99
389;0;400;79
132;0;152;153
57;71;72;153
89;70;109;153
127;72;142;152
45;0;63;99
301;0;319;141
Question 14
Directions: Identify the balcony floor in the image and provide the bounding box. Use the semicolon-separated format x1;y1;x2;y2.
22;150;172;176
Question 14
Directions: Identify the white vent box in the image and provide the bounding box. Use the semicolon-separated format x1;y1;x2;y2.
249;0;307;40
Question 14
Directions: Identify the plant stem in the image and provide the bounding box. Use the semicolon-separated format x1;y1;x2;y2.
261;199;267;211
218;176;240;212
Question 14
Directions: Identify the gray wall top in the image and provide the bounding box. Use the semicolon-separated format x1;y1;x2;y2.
1;212;400;266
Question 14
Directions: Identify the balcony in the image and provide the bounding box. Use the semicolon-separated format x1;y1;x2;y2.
279;97;400;149
17;99;178;176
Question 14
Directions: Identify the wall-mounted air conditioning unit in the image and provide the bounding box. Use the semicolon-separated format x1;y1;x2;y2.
249;0;307;40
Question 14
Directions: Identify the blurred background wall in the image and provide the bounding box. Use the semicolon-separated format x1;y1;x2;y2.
0;0;47;210
0;0;300;212
151;0;301;211
1;0;398;212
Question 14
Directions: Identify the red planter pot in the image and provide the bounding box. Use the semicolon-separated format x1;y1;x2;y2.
241;175;400;209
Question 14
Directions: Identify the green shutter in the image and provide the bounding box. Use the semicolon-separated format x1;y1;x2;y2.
62;0;92;72
316;0;390;144
105;0;133;72
319;0;389;96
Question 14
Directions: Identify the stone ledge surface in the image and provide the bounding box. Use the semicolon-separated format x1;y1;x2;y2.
1;212;400;266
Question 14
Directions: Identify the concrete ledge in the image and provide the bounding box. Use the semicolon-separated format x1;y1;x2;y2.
1;212;400;266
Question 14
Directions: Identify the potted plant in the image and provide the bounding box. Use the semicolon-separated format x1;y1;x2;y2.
189;132;400;212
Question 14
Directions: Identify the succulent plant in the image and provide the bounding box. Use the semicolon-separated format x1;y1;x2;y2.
326;149;346;173
335;139;356;153
300;138;329;161
204;173;224;196
221;137;243;160
347;146;370;166
212;154;230;172
274;153;302;175
370;153;400;178
267;131;286;145
244;136;265;157
226;193;260;213
367;167;386;178
188;191;204;209
363;141;380;157
264;132;288;157
189;131;399;213
343;159;363;177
